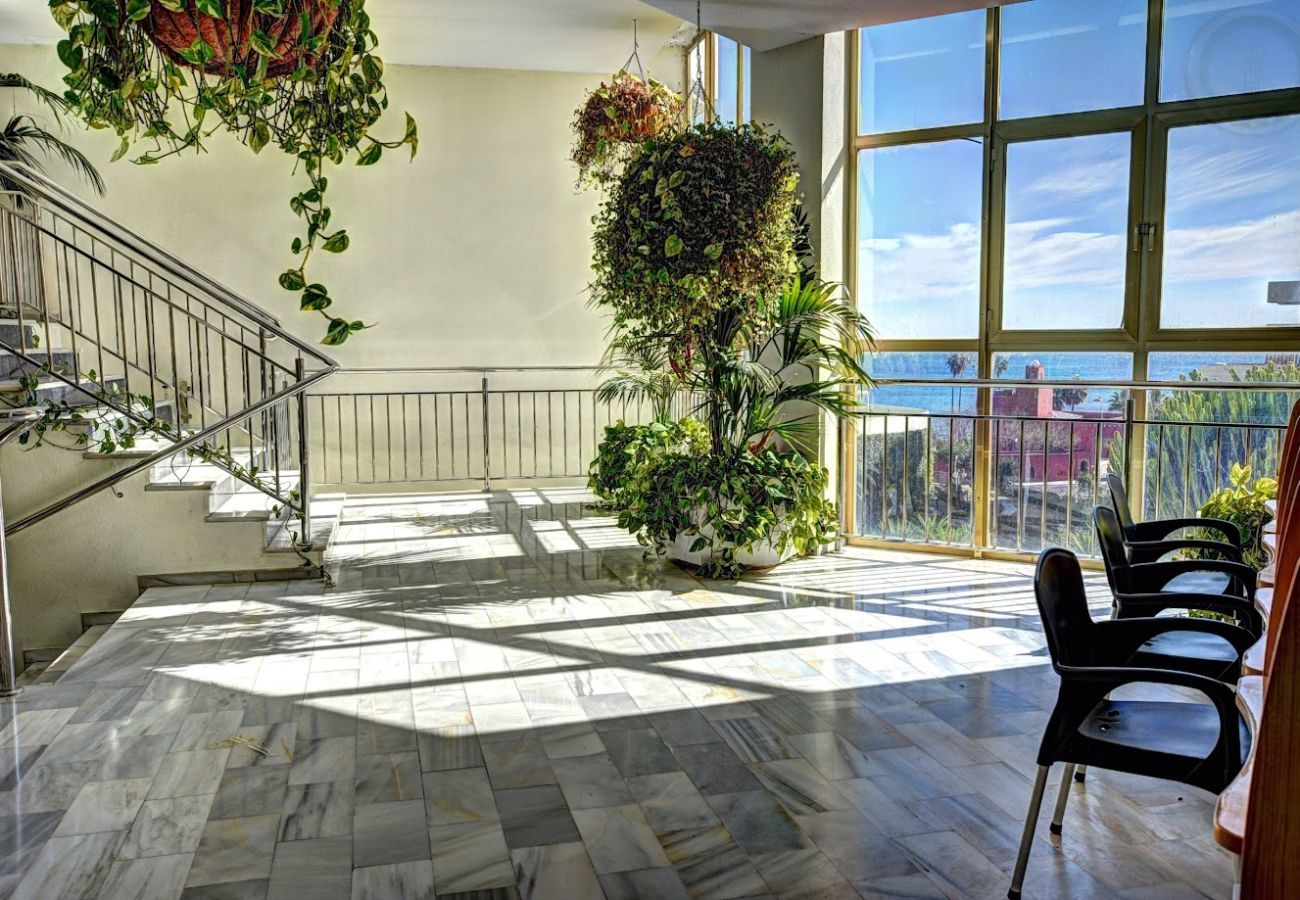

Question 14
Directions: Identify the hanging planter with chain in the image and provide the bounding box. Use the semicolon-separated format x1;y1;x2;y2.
49;0;418;346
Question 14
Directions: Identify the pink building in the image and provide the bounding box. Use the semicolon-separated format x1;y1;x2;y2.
992;361;1123;482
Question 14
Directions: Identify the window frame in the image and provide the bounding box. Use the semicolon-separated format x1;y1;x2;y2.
844;0;1300;551
847;1;1300;371
686;31;750;125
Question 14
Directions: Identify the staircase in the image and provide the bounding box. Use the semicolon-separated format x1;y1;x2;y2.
0;164;339;687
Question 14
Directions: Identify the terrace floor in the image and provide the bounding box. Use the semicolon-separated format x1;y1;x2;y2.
0;488;1235;899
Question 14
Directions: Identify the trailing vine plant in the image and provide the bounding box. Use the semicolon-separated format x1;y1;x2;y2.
14;365;281;507
49;0;418;345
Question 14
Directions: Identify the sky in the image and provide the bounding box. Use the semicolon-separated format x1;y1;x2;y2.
856;0;1300;345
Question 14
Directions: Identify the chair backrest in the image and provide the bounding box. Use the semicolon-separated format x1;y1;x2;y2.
1107;473;1136;531
1036;547;1100;670
1094;505;1130;595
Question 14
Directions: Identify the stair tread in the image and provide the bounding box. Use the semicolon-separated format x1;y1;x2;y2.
20;625;111;686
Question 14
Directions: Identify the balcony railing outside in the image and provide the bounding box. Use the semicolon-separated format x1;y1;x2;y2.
848;377;1298;559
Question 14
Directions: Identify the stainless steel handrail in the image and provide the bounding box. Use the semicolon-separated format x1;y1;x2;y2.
0;164;339;545
868;376;1300;394
0;163;334;368
6;369;334;536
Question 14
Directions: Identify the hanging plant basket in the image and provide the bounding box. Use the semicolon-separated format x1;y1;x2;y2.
141;0;343;78
571;71;682;186
50;0;418;346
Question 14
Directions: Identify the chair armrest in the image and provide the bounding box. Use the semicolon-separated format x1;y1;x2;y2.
1129;558;1257;597
1113;592;1264;637
1130;518;1242;547
1096;614;1256;656
1058;665;1241;770
1125;538;1243;564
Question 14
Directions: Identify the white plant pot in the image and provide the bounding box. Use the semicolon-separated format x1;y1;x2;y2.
663;508;800;571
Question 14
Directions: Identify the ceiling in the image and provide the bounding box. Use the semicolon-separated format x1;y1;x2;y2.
640;0;1028;52
0;0;684;75
0;1;1026;72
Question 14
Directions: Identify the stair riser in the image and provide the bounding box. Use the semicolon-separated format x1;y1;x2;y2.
0;350;77;380
0;322;38;347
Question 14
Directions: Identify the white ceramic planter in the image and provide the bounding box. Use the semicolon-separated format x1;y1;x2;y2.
665;529;796;570
662;504;818;571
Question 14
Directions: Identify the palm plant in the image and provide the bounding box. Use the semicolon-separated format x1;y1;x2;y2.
595;337;683;422
685;277;874;456
0;73;103;197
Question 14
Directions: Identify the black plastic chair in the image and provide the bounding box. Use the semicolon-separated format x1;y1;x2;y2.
1107;473;1243;564
1095;504;1263;638
1007;548;1251;900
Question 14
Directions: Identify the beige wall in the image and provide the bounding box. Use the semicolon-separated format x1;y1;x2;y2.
0;43;685;657
0;43;688;370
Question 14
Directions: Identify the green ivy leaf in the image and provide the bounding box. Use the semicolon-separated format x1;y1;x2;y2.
356;143;382;166
252;0;284;14
249;29;279;58
664;235;684;258
404;112;419;158
322;318;352;345
278;270;305;292
249;120;270;153
704;242;723;260
322;231;350;253
194;0;224;18
125;0;151;21
301;283;331;311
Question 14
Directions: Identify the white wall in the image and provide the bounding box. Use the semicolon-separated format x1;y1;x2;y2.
0;43;684;370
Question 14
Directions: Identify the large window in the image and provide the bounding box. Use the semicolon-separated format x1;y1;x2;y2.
690;33;753;126
850;0;1300;553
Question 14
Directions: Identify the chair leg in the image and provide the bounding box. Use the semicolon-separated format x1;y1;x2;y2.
1051;763;1075;835
1008;764;1051;900
1075;765;1087;783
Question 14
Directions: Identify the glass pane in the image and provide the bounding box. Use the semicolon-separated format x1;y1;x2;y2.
716;35;739;125
742;46;752;122
689;40;707;124
854;352;978;546
859;11;986;134
988;352;1132;557
1143;352;1300;529
1002;132;1131;331
864;351;978;414
1000;0;1147;118
1161;115;1300;330
858;140;983;340
1162;0;1300;101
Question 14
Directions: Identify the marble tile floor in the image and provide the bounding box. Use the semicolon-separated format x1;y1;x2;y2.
0;487;1235;899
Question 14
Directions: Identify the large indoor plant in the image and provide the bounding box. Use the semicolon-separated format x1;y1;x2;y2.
49;0;417;345
579;114;873;577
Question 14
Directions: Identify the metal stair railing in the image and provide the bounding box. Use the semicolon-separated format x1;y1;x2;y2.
0;162;338;544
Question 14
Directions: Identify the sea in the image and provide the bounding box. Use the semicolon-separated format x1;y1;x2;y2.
864;350;1278;416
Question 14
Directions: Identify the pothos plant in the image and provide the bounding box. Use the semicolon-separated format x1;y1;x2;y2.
49;0;418;346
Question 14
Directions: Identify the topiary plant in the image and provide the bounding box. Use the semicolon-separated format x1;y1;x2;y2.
589;123;799;359
49;0;418;346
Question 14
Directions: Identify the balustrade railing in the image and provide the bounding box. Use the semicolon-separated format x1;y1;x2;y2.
0;164;337;542
305;368;698;490
848;377;1298;558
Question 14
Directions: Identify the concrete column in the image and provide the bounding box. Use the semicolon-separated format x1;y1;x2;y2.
751;34;850;508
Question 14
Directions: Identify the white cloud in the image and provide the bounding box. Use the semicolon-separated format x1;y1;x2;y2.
1165;208;1300;284
1167;145;1300;211
1004;219;1127;290
1024;157;1129;200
